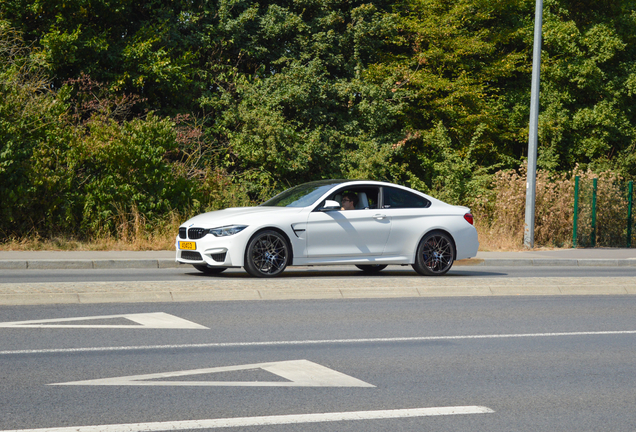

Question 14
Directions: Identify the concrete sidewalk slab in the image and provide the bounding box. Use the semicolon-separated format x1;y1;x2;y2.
0;276;634;306
0;248;635;305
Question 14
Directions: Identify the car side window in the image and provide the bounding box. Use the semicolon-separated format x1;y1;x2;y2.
382;187;431;209
329;188;379;210
358;189;379;209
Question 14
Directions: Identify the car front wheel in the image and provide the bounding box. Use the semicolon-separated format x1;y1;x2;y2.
244;230;289;277
412;231;455;276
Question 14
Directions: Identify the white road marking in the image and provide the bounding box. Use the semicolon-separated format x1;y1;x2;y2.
0;330;636;354
50;359;375;387
0;406;494;431
0;312;208;329
1;330;634;355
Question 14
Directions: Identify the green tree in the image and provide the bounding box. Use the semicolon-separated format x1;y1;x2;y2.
195;1;407;192
376;0;531;201
536;0;636;174
0;23;206;238
1;0;203;115
4;0;636;240
0;23;74;236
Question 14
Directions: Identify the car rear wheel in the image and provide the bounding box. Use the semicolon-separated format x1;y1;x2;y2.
244;230;289;277
412;231;455;276
193;265;227;275
355;264;388;274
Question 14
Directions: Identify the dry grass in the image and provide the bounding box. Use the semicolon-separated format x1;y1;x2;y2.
0;207;182;251
473;166;633;250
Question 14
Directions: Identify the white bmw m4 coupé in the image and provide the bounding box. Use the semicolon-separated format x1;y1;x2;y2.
176;179;479;277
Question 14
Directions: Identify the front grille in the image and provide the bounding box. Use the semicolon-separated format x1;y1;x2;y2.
181;251;203;261
188;227;208;239
211;252;227;262
179;227;187;239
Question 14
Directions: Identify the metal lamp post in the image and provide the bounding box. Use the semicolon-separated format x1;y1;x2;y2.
524;0;543;249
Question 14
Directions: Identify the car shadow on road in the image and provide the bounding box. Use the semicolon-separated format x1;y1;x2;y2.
184;267;508;279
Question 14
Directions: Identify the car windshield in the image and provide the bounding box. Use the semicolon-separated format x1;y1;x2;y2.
260;180;347;207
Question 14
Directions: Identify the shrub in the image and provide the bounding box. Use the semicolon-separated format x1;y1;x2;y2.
65;113;202;236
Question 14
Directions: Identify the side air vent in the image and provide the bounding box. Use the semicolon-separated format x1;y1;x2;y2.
181;251;203;261
211;252;227;262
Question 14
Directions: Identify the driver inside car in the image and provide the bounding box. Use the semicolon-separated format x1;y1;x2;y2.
340;192;358;210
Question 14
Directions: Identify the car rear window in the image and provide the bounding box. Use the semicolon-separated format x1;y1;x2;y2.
383;187;431;209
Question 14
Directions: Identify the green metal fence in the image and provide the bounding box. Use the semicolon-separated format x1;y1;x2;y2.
573;176;634;248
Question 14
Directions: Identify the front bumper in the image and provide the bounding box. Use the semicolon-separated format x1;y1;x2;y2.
175;235;243;268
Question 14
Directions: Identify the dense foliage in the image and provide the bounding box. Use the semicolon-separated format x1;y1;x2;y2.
1;0;636;240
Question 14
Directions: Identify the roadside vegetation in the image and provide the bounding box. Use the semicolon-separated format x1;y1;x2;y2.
1;0;635;250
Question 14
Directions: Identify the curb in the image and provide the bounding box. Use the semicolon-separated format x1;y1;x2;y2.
0;259;180;270
0;258;635;270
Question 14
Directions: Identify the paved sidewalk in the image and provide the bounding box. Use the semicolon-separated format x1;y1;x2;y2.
1;275;635;306
0;249;634;306
1;248;635;270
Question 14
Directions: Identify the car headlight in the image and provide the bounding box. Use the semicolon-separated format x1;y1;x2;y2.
209;225;248;237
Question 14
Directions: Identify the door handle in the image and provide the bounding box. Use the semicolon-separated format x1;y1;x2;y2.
373;214;387;220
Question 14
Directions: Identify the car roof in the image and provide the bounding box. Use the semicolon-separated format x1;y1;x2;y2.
315;179;435;199
323;179;421;191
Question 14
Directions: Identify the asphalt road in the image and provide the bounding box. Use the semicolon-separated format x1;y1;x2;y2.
2;265;636;283
1;295;636;431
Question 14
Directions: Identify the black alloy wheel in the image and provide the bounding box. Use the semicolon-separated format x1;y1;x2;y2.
244;230;289;277
412;231;455;276
193;265;227;275
355;264;388;274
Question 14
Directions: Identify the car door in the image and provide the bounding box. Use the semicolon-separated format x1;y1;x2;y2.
306;208;391;258
380;186;432;256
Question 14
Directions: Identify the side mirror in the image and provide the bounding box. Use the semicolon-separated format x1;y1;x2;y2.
319;200;341;211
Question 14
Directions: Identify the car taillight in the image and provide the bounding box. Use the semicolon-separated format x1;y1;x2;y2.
464;213;474;225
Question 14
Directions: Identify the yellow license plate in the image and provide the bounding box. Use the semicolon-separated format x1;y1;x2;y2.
179;241;196;250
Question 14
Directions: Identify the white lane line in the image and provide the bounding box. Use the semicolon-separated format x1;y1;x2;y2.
1;330;635;355
0;406;494;432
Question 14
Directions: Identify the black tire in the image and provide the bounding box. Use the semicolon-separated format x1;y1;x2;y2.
193;265;227;275
244;230;289;277
355;264;388;274
412;231;455;276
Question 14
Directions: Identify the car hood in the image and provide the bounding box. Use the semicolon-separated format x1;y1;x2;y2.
181;206;305;228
